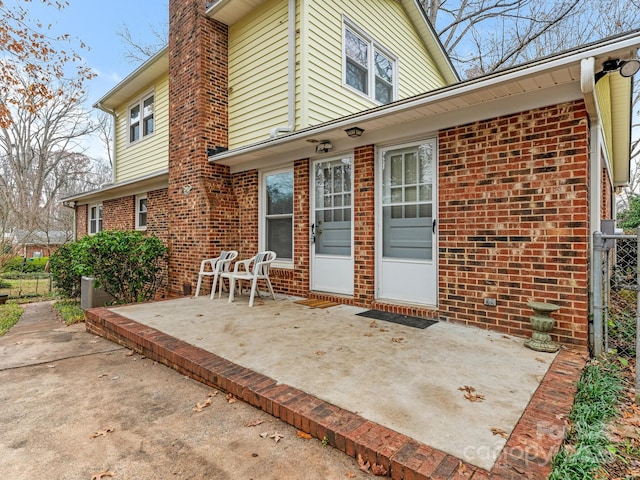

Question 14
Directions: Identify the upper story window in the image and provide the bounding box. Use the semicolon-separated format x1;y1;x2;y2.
262;169;294;263
343;22;396;105
128;92;154;144
89;203;103;235
136;194;147;230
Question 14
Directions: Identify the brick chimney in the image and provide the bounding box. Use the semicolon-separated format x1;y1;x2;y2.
167;0;238;296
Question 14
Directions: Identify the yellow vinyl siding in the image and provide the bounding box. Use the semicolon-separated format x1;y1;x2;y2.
303;0;446;127
114;74;169;182
228;0;289;148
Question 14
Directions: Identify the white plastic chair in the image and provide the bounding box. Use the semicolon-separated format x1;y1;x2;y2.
225;251;276;307
194;250;238;298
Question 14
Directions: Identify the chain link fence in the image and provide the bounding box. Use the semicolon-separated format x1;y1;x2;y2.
0;272;53;299
593;230;639;403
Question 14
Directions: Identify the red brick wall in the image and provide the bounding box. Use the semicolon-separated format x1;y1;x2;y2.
147;188;169;242
168;0;237;296
438;101;590;345
103;196;135;230
232;170;258;258
602;166;612;220
76;204;88;238
353;145;376;303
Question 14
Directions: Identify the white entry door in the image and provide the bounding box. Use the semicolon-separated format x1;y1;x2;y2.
311;156;354;294
378;139;437;305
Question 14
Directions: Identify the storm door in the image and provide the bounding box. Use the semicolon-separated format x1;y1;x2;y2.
378;139;437;305
310;157;354;294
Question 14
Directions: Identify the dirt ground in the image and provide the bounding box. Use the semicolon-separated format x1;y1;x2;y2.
0;302;370;480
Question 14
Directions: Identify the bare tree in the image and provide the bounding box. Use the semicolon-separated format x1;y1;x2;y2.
0;0;94;127
0;73;99;236
96;110;114;168
117;15;167;64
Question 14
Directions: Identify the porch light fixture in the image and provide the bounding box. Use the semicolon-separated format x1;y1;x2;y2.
345;126;364;138
595;58;640;83
315;140;332;154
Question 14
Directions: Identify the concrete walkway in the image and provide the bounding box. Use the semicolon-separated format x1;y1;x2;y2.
0;302;373;480
86;295;588;478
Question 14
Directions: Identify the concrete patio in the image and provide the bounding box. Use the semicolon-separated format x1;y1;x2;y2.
86;294;587;479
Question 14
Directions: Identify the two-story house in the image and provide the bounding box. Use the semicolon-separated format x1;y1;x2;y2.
64;0;640;348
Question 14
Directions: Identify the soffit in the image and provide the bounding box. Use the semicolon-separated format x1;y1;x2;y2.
62;172;169;205
205;0;269;25
93;47;169;111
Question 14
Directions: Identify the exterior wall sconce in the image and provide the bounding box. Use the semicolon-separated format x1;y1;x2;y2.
345;126;364;138
595;58;640;83
315;140;332;153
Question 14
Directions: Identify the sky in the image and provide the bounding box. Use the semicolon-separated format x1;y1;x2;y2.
23;1;169;159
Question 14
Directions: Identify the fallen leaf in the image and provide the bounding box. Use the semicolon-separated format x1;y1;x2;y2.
535;357;546;363
457;461;468;475
345;471;356;478
126;350;134;357
491;427;509;438
47;364;56;368
459;385;485;402
208;391;218;397
315;351;326;356
193;397;212;412
91;470;115;480
90;427;114;439
391;337;404;343
89;339;99;344
364;333;373;337
297;431;312;439
259;432;269;438
369;321;378;328
379;328;389;332
98;373;108;378
245;419;264;427
196;314;203;317
270;431;284;443
357;453;370;472
371;463;388;476
225;393;237;404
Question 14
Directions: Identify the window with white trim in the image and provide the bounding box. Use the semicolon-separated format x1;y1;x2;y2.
343;22;396;104
262;169;294;262
89;203;103;235
136;194;147;230
128;92;154;143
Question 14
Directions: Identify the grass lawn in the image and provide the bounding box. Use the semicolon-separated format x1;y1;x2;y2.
0;302;24;336
0;275;53;298
53;299;85;325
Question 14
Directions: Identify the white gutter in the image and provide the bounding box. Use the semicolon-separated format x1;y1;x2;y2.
95;103;117;183
269;0;296;138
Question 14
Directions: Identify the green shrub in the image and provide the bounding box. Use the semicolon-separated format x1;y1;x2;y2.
50;231;168;304
1;256;49;273
50;242;86;298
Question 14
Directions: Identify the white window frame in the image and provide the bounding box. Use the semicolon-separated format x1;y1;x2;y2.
342;18;397;105
88;203;103;235
127;90;155;145
135;194;147;230
259;167;294;268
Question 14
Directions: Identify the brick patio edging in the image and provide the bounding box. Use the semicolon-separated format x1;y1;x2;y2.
85;307;587;479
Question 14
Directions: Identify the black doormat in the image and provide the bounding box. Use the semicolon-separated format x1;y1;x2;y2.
356;310;437;329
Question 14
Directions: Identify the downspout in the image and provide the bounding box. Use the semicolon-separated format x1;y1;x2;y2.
581;57;602;353
269;0;296;138
96;103;117;183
